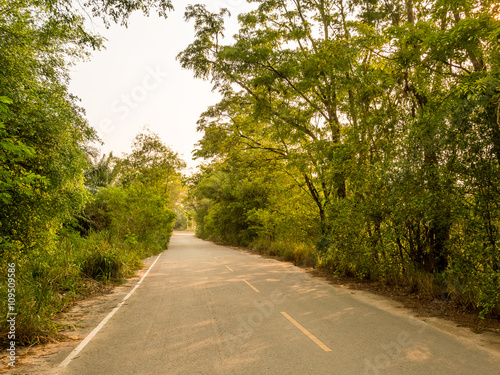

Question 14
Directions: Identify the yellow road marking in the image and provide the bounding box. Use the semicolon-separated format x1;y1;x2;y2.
243;279;260;293
224;265;234;272
280;312;332;352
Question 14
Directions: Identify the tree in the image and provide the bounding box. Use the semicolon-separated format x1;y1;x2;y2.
118;129;186;202
85;151;119;194
0;97;48;206
183;0;500;314
188;148;318;249
0;0;174;257
87;130;184;246
179;1;370;238
0;0;96;255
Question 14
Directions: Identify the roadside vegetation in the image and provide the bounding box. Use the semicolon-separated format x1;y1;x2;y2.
0;0;182;346
2;0;500;348
0;129;185;346
182;1;500;319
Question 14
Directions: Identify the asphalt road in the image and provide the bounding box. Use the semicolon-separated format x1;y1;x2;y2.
56;232;500;374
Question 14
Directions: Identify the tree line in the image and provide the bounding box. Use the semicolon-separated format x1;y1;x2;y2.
182;0;500;317
0;0;183;346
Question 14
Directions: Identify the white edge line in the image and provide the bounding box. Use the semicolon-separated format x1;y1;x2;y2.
59;252;163;368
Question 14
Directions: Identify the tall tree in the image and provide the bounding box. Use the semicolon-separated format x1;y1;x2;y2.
0;0;174;257
179;1;371;237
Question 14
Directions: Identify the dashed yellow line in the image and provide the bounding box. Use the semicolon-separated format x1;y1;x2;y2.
280;312;332;352
224;265;234;272
243;279;260;293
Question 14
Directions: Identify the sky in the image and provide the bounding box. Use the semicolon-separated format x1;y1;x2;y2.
68;0;254;173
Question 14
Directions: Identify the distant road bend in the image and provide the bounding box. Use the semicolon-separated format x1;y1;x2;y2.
57;232;500;375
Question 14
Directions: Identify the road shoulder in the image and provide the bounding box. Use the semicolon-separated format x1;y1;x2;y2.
222;240;500;356
0;254;159;374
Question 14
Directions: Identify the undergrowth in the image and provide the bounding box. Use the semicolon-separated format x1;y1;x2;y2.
0;229;166;348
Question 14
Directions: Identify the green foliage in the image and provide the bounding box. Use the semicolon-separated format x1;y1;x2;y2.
192;163;269;246
84;152;119;195
0;0;100;258
79;0;173;27
0;0;178;256
0;129;184;346
79;237;123;282
118;130;185;199
0;97;48;205
83;130;183;247
183;0;500;317
0;0;178;345
95;184;176;250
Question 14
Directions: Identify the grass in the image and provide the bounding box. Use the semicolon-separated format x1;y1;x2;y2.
0;229;168;348
250;238;316;267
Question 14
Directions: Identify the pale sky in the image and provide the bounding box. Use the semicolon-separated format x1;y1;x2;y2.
69;0;253;173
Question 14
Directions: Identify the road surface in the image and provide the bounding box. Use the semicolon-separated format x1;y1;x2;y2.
54;232;500;374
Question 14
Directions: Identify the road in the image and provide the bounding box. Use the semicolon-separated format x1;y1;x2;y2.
55;232;500;374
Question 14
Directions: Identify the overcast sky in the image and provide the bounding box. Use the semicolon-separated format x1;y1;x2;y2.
69;0;253;173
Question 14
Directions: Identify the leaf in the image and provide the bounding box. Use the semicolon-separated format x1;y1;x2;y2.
0;96;13;104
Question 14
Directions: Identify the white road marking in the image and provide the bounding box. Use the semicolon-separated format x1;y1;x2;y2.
59;253;163;368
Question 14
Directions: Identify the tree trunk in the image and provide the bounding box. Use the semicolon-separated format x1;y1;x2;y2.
406;0;414;25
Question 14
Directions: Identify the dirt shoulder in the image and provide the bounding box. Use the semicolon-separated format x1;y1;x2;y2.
0;254;158;374
230;244;500;354
308;269;500;335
